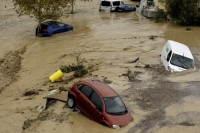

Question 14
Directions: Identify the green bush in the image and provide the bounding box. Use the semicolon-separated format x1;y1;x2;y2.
165;0;200;25
154;9;168;22
60;54;88;78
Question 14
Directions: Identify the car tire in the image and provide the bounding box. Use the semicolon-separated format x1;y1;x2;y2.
67;96;76;109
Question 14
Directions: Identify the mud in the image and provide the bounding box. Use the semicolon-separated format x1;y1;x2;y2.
1;0;200;133
0;46;26;92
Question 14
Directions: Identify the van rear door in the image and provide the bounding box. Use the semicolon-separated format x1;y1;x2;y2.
100;1;111;11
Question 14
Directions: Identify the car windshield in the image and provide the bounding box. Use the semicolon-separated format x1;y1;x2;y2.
170;53;194;69
104;96;127;115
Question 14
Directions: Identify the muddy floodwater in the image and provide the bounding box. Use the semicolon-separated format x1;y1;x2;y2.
0;0;200;133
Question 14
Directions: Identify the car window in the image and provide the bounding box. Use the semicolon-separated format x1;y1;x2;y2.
167;51;172;62
90;91;103;112
77;84;84;90
101;1;110;6
41;24;48;30
58;23;65;27
113;1;121;6
80;85;93;98
52;24;59;28
104;96;127;115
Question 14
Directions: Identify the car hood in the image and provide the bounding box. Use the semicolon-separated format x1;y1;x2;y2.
106;112;133;127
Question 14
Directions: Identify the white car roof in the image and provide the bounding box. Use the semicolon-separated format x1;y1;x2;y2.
101;0;122;2
167;40;194;59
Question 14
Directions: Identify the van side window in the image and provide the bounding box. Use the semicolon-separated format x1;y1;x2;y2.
167;51;172;62
113;1;121;6
101;1;110;6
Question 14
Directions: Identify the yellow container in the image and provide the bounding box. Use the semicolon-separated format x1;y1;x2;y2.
49;69;64;83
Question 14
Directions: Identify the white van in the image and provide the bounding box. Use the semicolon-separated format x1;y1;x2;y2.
99;0;124;12
161;40;194;72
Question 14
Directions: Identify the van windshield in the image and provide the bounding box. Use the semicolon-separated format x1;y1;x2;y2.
170;53;194;69
104;96;127;115
101;1;111;6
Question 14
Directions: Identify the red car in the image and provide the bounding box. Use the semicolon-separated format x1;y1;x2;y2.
67;79;133;128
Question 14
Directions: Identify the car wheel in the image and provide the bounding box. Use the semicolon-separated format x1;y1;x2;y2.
67;96;76;109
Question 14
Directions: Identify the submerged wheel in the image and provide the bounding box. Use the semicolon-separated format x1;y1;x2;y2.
67;96;76;109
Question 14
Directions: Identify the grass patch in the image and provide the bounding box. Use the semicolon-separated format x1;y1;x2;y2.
60;54;88;78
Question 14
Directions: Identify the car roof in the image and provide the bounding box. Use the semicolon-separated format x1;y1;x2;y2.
83;80;118;97
167;40;194;59
42;21;61;25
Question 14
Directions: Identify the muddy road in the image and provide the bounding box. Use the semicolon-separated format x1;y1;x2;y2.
0;0;200;133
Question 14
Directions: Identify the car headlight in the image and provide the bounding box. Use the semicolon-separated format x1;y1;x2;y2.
112;125;120;129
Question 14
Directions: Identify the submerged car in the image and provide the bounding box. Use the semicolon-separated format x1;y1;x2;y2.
35;21;73;37
115;4;136;12
67;80;133;128
161;40;195;72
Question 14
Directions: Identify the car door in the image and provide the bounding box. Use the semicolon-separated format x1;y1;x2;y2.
76;85;94;120
58;23;66;32
89;91;104;123
51;23;60;34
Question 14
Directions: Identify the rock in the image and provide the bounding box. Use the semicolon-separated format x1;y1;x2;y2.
129;57;139;63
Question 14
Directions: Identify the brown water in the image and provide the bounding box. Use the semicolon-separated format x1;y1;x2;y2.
0;0;200;133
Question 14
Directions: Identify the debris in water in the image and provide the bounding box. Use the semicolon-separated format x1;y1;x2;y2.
149;35;158;40
144;64;151;68
179;121;195;126
44;91;67;110
103;77;112;84
186;27;191;31
22;119;35;130
129;57;139;63
24;90;39;96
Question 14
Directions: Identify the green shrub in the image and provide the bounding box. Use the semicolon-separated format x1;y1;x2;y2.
154;9;168;22
165;0;200;25
60;54;88;78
